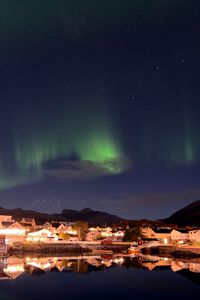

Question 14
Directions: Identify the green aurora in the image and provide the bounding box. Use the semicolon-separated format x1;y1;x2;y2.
0;0;199;191
0;98;125;189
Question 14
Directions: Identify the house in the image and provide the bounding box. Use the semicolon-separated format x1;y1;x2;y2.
141;226;172;244
0;221;15;229
41;222;54;232
0;215;12;222
0;222;26;245
56;223;77;235
189;229;200;243
27;229;59;243
112;230;125;241
97;227;112;238
171;229;189;244
141;226;157;239
56;223;67;234
86;228;99;241
152;228;172;244
20;218;36;231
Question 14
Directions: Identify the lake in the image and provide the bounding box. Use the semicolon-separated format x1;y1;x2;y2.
0;254;199;300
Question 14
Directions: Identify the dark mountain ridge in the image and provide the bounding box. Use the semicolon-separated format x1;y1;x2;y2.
163;200;200;226
0;206;122;226
0;200;199;227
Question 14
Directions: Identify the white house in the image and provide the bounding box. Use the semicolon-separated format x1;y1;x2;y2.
27;229;58;243
112;230;125;241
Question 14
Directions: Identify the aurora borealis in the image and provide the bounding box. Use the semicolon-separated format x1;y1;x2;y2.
1;89;126;188
0;0;200;219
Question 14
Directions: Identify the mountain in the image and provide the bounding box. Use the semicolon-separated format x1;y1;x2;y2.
1;200;199;227
0;207;122;226
61;208;122;225
163;200;200;226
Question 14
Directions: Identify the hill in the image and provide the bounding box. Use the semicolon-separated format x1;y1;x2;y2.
0;207;122;226
163;200;200;226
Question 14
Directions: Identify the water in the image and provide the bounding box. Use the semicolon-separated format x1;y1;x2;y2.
0;254;199;300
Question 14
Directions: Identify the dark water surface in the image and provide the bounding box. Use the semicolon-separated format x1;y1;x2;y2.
0;255;199;300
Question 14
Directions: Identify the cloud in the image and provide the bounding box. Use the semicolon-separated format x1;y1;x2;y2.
42;156;132;180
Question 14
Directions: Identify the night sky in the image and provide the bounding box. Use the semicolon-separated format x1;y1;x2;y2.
0;0;200;220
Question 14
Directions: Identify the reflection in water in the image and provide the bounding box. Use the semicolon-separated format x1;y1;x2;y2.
0;254;200;284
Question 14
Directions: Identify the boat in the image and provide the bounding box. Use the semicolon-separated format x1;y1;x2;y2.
128;242;141;254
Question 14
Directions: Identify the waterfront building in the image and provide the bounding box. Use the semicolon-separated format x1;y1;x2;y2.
26;229;59;243
141;226;172;244
171;229;189;244
0;222;26;245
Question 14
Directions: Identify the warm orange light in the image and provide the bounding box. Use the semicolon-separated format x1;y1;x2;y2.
0;228;25;235
3;265;24;272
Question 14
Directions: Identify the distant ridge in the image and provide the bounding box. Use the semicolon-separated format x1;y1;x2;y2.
1;200;199;227
0;206;122;226
163;200;200;226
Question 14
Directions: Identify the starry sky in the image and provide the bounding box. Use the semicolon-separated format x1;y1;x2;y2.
0;0;200;220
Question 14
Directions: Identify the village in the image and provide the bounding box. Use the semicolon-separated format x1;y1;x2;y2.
0;214;200;282
0;214;199;252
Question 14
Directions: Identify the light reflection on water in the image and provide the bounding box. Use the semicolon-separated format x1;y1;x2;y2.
0;254;200;300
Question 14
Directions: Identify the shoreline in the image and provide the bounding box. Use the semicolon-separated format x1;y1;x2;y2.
7;242;200;259
7;243;129;256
